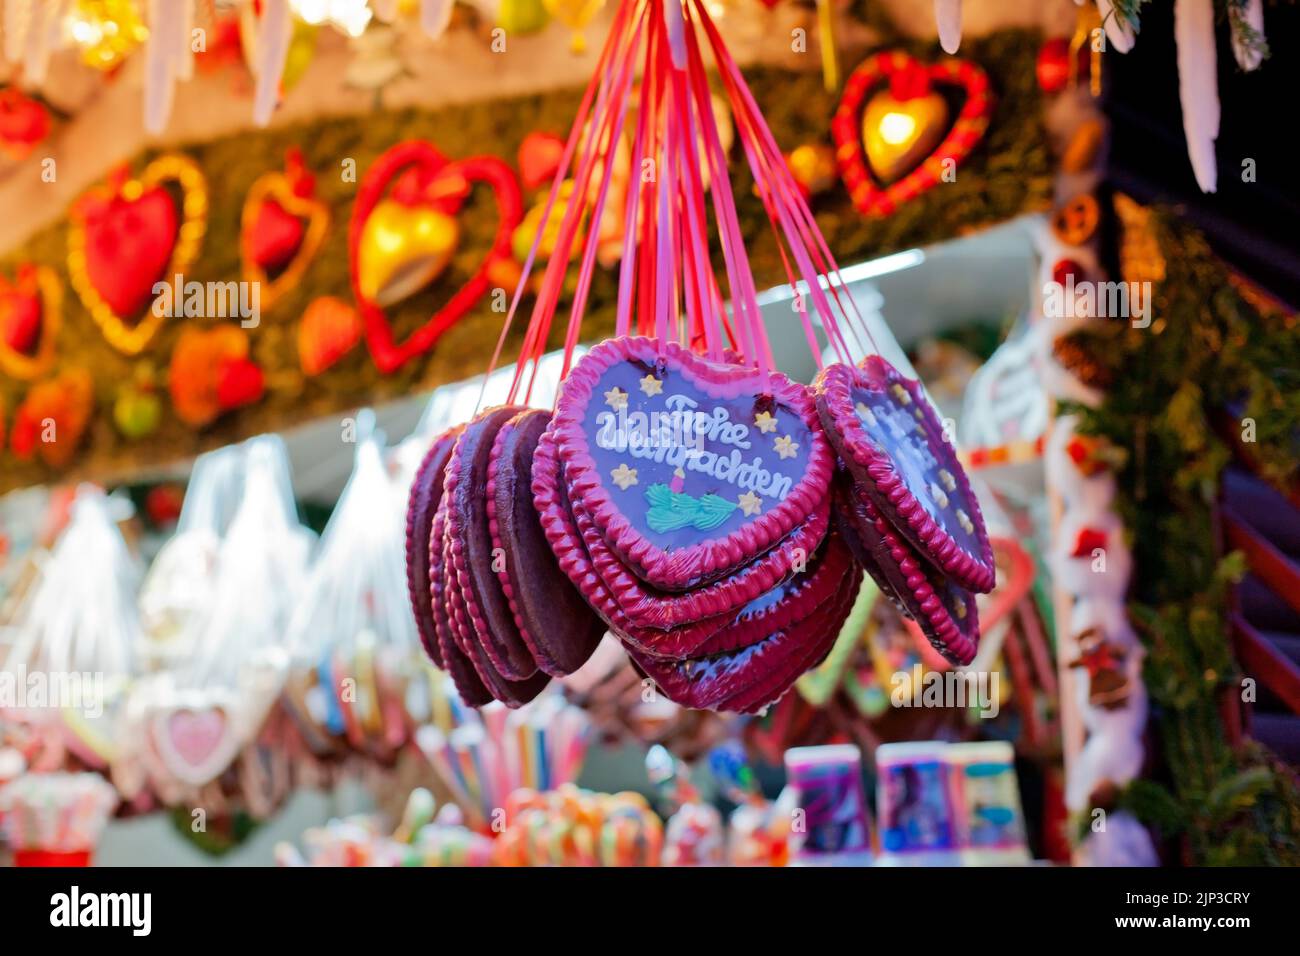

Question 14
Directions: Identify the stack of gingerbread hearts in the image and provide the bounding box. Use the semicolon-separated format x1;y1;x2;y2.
814;356;995;666
531;337;861;714
406;406;607;709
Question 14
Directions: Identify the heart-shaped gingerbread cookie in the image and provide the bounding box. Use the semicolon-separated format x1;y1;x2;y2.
817;357;994;593
547;337;834;591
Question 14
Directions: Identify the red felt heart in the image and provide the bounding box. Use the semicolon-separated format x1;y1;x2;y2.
517;131;566;190
82;187;179;319
349;141;523;375
832;50;994;217
0;88;50;157
249;198;305;272
1;286;40;355
216;357;265;410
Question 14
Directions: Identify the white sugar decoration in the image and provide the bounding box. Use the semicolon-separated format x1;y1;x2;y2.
935;0;961;55
1175;0;1220;193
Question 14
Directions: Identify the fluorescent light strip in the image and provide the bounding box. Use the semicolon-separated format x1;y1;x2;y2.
753;249;927;306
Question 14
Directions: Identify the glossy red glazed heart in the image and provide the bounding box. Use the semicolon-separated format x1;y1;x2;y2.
82;187;178;319
249;199;305;272
349;140;523;374
1;288;40;354
548;337;834;591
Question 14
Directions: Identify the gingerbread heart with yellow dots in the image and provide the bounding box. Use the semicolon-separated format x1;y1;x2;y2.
67;155;208;355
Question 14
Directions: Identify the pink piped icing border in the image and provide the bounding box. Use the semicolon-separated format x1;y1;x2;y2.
405;427;459;668
427;493;491;706
485;415;569;678
567;483;832;632
444;410;540;682
549;337;835;591
533;422;835;660
817;359;995;594
856;487;979;667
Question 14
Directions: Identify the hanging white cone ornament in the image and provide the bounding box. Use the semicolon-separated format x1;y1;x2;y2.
1230;0;1266;71
144;0;192;134
934;0;961;55
2;0;30;65
12;0;66;84
252;0;292;127
177;0;196;81
1095;0;1135;54
420;0;454;39
372;0;402;22
1175;0;1219;193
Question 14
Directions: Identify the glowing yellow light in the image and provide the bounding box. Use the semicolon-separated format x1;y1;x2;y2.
878;111;917;146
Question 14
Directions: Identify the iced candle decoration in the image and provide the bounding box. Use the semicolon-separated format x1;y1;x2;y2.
0;772;119;866
783;744;872;865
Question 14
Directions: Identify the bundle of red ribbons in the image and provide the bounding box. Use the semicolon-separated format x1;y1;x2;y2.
406;0;994;712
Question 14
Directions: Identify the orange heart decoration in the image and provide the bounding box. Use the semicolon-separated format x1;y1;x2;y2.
298;296;362;376
67;154;208;354
833;51;993;217
240;150;330;313
0;264;60;381
9;368;94;469
168;324;256;428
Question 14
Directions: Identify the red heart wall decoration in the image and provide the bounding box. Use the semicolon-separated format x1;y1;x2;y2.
0;264;60;381
67;155;209;355
349;140;523;375
832;50;994;218
240;149;330;313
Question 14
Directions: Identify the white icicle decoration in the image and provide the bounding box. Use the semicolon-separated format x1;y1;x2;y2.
18;0;52;84
935;0;961;55
177;0;196;82
1230;0;1265;71
420;0;454;40
3;0;32;65
1175;0;1220;193
1095;0;1135;54
252;0;292;127
144;0;187;134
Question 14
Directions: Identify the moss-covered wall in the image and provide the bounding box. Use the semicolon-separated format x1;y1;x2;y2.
0;30;1050;491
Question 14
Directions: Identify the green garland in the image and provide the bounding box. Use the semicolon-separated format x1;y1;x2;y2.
1064;209;1300;865
0;31;1050;492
